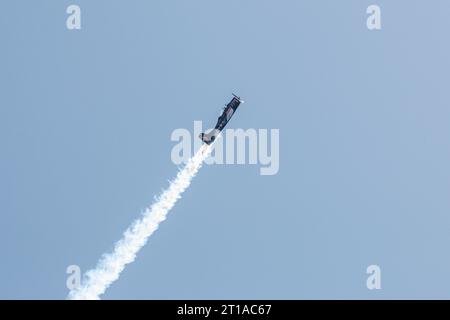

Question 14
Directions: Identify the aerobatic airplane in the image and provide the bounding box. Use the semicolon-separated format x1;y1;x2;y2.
199;94;243;145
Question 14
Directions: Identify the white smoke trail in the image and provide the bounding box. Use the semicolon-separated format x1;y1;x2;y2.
68;144;212;300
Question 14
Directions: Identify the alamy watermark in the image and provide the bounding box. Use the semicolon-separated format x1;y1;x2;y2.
66;264;81;290
366;5;381;30
366;264;382;290
171;121;279;176
66;5;81;30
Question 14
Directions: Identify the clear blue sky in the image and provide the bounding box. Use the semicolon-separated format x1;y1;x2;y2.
1;1;450;299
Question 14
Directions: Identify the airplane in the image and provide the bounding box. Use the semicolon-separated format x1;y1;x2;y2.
199;94;243;145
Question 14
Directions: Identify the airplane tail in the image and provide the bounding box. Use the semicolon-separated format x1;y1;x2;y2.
199;131;216;145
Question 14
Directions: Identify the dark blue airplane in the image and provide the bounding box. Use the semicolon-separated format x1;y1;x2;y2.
199;94;243;145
